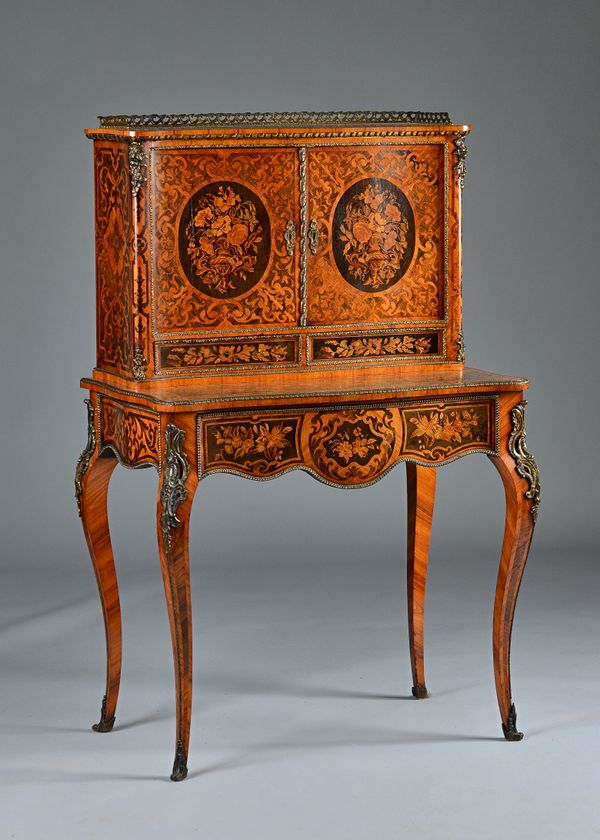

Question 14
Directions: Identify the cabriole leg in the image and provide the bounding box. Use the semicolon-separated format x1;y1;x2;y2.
76;399;121;733
156;419;198;781
489;397;540;740
406;463;437;699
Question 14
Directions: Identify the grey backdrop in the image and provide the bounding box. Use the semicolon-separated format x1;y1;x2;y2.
1;1;599;838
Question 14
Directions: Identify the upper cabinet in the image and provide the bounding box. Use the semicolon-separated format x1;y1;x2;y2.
87;113;468;380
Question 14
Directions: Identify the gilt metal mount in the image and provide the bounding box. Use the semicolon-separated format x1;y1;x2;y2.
159;424;189;552
128;140;147;198
508;401;541;524
75;399;96;516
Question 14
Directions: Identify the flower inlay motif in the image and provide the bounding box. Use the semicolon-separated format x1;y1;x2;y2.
332;178;415;292
327;424;380;465
178;181;270;299
162;340;294;369
314;334;434;360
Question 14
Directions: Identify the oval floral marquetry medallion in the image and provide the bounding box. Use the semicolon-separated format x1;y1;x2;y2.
332;178;415;293
178;181;271;299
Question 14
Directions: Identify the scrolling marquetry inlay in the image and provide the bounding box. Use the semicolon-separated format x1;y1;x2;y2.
95;142;133;375
99;398;160;467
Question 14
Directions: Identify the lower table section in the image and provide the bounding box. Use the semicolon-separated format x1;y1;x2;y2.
75;385;540;780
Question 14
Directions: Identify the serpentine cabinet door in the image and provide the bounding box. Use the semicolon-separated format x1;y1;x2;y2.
151;146;300;372
305;144;453;364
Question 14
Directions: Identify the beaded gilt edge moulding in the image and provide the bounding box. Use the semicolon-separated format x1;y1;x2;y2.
87;110;469;381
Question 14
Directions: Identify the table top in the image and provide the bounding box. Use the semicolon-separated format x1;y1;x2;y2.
82;365;528;413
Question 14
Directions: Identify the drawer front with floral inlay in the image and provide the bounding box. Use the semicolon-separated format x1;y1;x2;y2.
156;336;300;374
198;398;497;485
308;330;443;365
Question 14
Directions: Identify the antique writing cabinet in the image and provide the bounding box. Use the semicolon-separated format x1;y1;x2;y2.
76;110;540;781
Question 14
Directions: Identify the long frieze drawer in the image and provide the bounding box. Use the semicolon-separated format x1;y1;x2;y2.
198;398;498;485
156;336;300;374
99;397;161;467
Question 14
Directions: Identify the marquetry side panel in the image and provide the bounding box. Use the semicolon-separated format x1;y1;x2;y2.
94;141;134;376
198;397;497;486
99;397;160;467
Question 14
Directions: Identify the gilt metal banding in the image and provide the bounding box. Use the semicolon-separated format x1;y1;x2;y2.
508;401;541;524
284;220;296;256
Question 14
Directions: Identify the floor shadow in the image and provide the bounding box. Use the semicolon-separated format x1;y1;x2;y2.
199;670;477;704
0;595;96;632
114;708;173;731
188;724;502;779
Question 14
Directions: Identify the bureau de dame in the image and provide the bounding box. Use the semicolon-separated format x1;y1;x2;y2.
77;111;540;781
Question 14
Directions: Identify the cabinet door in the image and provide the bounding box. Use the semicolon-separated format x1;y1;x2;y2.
151;147;299;335
306;145;446;327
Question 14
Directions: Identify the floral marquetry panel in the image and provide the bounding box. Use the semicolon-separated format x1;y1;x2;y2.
306;145;445;326
151;147;299;333
99;398;160;467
